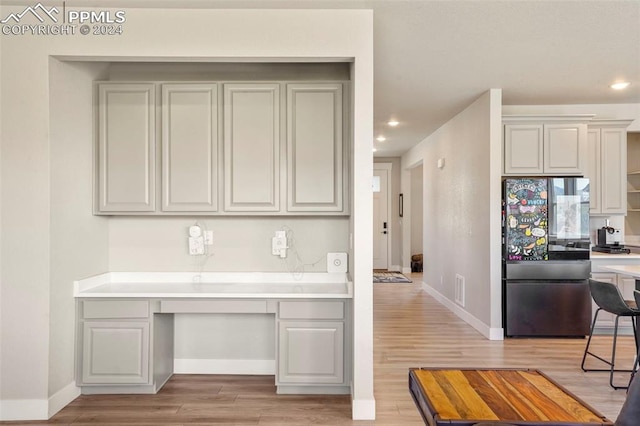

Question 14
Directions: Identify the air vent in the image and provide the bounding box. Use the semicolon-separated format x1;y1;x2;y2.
455;274;465;307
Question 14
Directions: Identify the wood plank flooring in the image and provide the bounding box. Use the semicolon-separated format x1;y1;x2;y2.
6;273;636;425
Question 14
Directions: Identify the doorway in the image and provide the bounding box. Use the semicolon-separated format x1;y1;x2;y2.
373;163;392;270
410;164;424;272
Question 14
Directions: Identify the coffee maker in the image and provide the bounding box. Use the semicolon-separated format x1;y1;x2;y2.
593;221;629;253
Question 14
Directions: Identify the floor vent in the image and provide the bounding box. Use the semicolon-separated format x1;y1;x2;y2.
455;274;465;307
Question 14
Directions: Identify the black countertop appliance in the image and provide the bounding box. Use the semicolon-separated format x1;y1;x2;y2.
502;177;591;337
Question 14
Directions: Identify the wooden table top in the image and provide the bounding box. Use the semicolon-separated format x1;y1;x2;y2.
409;368;613;425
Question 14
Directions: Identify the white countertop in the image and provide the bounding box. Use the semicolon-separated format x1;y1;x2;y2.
590;251;640;260
600;264;640;278
74;272;353;299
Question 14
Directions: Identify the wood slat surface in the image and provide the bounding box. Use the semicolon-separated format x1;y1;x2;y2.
411;368;611;424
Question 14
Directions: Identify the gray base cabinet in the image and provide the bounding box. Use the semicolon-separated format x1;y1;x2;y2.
76;297;351;395
276;300;350;394
76;300;174;394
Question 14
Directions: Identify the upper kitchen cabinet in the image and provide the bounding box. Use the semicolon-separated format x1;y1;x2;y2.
95;80;349;216
586;120;633;215
503;115;593;176
287;84;346;212
224;84;280;212
96;83;156;213
162;83;219;212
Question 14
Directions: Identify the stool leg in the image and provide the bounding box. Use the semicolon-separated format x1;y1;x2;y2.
581;308;601;371
610;315;620;389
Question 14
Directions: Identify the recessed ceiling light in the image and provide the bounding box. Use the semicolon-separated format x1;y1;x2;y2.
610;81;631;90
376;136;386;142
388;120;399;127
372;148;377;152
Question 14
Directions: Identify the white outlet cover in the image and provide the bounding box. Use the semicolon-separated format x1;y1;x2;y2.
327;252;348;273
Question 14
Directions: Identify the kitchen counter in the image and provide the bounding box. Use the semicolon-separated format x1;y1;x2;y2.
590;251;640;260
74;272;353;299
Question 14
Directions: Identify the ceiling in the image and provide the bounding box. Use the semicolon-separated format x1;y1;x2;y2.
7;0;640;156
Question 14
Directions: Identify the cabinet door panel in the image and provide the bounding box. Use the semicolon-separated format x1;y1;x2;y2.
503;124;544;174
162;84;218;212
600;128;626;214
278;321;344;384
82;321;150;384
287;84;344;212
543;123;585;174
98;84;155;212
224;84;280;211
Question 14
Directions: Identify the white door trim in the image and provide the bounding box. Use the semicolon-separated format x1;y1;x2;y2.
374;163;393;270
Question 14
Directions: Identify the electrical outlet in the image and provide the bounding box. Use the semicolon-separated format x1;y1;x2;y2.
189;236;205;255
327;252;348;273
204;230;213;245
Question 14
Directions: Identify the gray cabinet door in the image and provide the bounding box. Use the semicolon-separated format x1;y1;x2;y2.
278;320;344;384
503;124;544;175
162;83;219;212
97;83;156;212
543;123;586;174
223;83;280;212
81;321;150;384
599;127;627;214
287;84;344;212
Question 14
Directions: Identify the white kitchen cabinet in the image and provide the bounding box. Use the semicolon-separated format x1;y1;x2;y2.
161;83;219;212
586;120;632;215
287;84;345;212
96;83;156;212
276;300;349;393
224;83;281;212
503;115;592;176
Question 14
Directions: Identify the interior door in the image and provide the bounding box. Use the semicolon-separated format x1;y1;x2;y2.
373;167;389;269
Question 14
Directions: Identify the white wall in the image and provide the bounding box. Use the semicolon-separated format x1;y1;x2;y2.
48;60;110;411
0;7;374;420
402;89;503;339
108;217;348;272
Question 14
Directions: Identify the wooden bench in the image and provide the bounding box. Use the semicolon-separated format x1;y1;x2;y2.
409;368;613;425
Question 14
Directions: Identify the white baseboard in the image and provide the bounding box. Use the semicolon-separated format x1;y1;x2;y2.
402;266;412;274
352;397;376;420
174;359;275;375
421;281;504;341
390;264;402;272
48;381;80;418
0;399;48;421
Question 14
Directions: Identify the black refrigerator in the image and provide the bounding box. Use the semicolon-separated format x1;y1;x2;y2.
502;178;592;337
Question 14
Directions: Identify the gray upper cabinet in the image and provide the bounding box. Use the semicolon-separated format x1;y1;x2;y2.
162;83;219;212
503;115;593;176
97;83;156;212
95;81;349;216
224;83;280;212
287;84;344;212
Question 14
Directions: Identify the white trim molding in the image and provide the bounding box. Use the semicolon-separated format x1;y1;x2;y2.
174;359;275;375
48;382;80;419
422;281;504;341
352;397;376;420
0;399;48;421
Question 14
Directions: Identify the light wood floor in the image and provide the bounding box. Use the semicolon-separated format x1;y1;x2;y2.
8;272;636;425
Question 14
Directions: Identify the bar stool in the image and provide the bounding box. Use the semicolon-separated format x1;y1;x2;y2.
581;279;640;389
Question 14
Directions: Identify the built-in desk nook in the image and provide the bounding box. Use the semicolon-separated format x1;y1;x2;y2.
74;272;352;396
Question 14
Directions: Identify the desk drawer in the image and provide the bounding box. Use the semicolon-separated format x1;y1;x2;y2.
279;301;344;319
160;300;267;313
82;300;149;319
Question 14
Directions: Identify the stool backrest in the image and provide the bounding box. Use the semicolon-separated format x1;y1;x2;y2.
588;279;636;316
